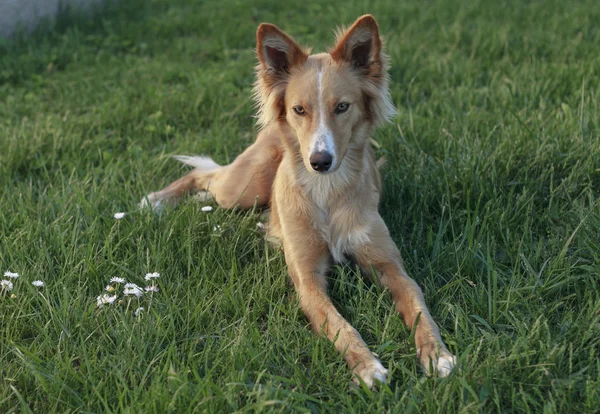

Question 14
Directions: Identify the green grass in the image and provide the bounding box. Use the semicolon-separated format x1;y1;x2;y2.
1;0;599;411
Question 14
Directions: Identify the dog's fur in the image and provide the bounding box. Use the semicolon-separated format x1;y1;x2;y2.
141;15;456;388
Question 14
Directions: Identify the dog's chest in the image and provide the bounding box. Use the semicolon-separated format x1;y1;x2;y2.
311;193;371;263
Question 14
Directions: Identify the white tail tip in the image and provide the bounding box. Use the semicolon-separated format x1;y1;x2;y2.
172;155;220;171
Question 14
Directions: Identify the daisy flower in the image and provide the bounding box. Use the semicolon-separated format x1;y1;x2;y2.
105;285;115;292
110;277;126;284
114;212;126;220
1;280;14;291
124;284;143;298
213;225;222;232
201;206;213;212
144;272;160;281
145;285;159;293
134;307;144;317
31;280;44;287
4;271;19;279
124;288;143;298
96;294;117;307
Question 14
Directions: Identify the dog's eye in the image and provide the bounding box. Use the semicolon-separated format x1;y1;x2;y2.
335;102;350;114
293;106;305;116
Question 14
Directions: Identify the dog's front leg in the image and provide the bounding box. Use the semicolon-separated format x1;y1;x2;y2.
282;222;388;388
353;215;457;377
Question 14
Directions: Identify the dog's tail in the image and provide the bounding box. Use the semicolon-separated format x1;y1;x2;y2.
173;155;223;199
173;155;221;172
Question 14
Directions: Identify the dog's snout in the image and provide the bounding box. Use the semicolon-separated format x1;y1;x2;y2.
309;151;333;172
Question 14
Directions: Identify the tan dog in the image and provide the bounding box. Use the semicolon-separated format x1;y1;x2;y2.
141;15;456;388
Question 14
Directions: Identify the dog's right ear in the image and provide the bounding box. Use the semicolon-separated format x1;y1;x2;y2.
254;24;307;128
257;24;306;76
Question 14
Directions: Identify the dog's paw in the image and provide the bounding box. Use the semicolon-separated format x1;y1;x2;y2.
139;192;166;213
353;359;388;389
418;347;457;378
435;353;457;377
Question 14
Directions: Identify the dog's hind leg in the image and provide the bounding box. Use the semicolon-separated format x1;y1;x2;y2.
140;160;221;211
141;127;284;211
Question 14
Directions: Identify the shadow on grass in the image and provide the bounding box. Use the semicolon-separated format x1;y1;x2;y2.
0;0;152;86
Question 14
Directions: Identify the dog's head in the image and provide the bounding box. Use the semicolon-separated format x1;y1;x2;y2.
254;15;396;174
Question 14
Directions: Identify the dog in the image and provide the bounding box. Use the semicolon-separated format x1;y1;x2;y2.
141;15;456;388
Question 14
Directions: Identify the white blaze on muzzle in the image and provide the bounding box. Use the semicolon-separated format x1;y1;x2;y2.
308;70;336;165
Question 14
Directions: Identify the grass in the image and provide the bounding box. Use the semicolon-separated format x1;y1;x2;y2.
1;0;599;411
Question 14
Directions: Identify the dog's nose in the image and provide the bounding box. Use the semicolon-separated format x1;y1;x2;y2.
310;151;333;172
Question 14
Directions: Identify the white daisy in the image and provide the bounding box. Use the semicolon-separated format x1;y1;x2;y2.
213;225;222;232
96;294;117;307
110;277;126;284
256;222;265;230
114;212;126;220
201;206;213;212
145;285;159;293
31;280;44;287
144;272;160;281
124;286;143;298
124;283;141;289
134;307;144;317
1;280;14;291
4;271;19;279
105;285;115;292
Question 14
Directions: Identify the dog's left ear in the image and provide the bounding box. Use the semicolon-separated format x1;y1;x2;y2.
330;15;383;78
331;15;396;125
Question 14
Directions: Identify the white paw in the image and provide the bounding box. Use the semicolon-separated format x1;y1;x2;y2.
436;353;457;377
353;359;388;389
423;352;457;378
139;193;165;213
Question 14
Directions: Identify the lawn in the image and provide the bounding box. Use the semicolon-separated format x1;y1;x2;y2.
1;0;599;412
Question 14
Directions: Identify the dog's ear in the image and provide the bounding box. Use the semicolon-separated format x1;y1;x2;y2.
254;24;307;129
257;23;307;77
330;15;383;78
331;15;395;125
